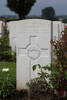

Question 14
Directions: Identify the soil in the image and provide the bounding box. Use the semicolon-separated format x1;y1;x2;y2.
0;90;66;100
0;90;52;100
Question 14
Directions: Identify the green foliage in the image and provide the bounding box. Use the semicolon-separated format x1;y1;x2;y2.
28;29;67;99
62;18;67;23
42;7;56;20
0;62;16;98
27;78;49;99
27;64;50;99
0;23;15;61
50;30;67;98
31;64;67;99
0;23;16;98
32;64;51;78
32;64;41;71
7;0;36;19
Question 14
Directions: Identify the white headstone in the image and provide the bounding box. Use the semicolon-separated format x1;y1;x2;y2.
61;23;64;31
0;21;3;37
53;21;63;40
53;21;59;40
59;22;64;38
7;21;17;53
15;19;52;90
58;22;64;38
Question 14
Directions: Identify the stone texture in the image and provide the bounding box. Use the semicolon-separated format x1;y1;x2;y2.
7;19;64;90
7;21;17;54
53;21;64;40
15;19;52;90
0;21;3;37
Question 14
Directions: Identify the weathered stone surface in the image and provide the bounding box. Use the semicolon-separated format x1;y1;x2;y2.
8;21;17;53
0;21;3;37
7;19;64;90
15;19;52;90
53;21;64;40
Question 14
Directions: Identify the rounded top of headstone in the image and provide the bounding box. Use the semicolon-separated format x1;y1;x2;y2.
17;19;51;23
53;21;62;24
15;19;51;34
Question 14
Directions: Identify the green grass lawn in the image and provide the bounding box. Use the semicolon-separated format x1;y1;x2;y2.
0;62;16;98
0;62;16;81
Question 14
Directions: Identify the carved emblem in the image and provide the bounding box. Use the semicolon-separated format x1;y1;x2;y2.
27;45;40;60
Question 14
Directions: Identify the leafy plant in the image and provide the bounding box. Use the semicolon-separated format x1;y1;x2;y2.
50;29;67;99
27;64;53;99
0;22;15;61
0;62;16;98
28;28;67;100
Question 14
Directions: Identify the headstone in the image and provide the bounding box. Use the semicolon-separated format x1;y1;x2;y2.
61;23;64;31
0;21;3;37
15;19;52;90
7;21;17;54
58;22;64;38
53;21;63;40
60;22;64;39
53;21;59;40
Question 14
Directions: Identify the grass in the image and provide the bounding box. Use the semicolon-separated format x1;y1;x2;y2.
0;62;16;98
0;62;16;80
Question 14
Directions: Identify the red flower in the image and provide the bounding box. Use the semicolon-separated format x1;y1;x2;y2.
3;24;8;28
